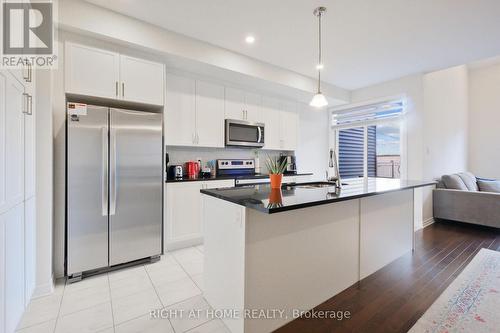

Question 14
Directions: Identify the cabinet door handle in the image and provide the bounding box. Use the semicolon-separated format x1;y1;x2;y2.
22;93;29;114
196;133;200;144
27;94;33;115
115;81;118;97
27;62;32;83
122;82;125;98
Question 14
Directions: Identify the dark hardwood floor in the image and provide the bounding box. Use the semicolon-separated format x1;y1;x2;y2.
275;220;500;333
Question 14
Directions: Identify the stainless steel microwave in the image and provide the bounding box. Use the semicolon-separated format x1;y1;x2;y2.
225;119;265;148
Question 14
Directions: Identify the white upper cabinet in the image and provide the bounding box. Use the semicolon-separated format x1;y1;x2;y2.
245;92;263;122
280;101;299;151
224;87;262;122
65;43;164;105
166;75;225;148
195;80;225;147
262;96;282;150
224;87;246;120
165;74;196;146
119;55;164;105
65;43;120;99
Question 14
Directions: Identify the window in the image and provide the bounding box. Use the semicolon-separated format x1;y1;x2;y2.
333;98;404;179
375;121;401;178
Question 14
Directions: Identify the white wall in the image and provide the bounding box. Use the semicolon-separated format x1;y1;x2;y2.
349;65;469;228
468;62;500;178
296;106;330;181
422;66;469;180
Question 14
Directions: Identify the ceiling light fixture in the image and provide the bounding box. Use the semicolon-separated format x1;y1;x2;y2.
310;7;328;109
245;35;256;44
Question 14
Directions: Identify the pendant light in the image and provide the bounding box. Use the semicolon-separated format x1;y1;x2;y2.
310;7;328;108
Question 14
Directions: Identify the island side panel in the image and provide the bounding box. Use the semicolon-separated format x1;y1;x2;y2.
359;189;414;279
244;200;360;333
202;194;246;333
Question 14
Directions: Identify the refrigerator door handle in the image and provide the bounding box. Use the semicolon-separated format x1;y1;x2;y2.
110;128;117;215
101;127;109;216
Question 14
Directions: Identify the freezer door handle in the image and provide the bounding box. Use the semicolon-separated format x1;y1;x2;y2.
110;128;117;215
101;127;109;216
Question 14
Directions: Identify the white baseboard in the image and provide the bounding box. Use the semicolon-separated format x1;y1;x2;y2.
31;275;55;299
165;237;203;252
423;217;435;228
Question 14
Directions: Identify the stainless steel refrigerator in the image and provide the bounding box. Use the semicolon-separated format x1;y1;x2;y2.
66;104;163;281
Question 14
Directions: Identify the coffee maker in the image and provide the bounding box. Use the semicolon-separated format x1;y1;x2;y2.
279;154;297;174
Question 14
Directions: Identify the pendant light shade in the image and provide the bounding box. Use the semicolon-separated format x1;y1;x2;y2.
309;92;328;108
310;7;328;109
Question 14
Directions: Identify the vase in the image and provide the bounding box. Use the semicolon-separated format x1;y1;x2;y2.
268;188;283;204
270;174;283;189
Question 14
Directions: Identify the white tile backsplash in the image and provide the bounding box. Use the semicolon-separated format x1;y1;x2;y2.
165;146;285;174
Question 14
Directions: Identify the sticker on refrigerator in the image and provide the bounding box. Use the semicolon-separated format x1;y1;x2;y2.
67;102;88;116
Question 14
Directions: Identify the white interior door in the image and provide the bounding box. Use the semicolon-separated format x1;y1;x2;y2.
5;73;25;208
24;197;36;304
5;202;25;333
0;71;7;214
119;55;164;105
195;80;224;147
0;211;5;333
65;43;120;99
262;97;281;150
165;74;196;146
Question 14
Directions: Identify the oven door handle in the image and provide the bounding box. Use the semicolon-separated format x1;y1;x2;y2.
257;126;262;143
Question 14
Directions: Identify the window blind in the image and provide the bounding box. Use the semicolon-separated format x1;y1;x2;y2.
332;99;405;128
338;126;377;178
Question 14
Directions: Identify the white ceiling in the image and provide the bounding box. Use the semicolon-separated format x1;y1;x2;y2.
85;0;500;90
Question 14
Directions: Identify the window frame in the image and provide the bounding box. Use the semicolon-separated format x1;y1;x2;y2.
330;97;408;180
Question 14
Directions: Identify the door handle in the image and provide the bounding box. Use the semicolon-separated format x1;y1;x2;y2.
102;127;109;216
115;81;118;97
110;128;117;215
122;82;125;98
257;126;262;143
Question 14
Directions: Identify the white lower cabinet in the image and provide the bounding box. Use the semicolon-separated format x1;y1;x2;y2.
4;202;25;333
164;179;235;251
283;174;312;184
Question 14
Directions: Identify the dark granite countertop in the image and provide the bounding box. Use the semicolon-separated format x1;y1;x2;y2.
200;177;437;214
165;173;313;183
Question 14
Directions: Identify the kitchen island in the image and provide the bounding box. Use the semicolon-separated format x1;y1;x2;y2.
200;178;435;333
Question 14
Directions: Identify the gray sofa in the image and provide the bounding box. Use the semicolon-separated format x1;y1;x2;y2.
433;172;500;228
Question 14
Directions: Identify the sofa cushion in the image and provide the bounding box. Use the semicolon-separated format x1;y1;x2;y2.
477;179;500;193
457;172;479;191
442;174;468;190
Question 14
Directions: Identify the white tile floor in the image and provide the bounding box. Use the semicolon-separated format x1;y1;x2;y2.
16;246;231;333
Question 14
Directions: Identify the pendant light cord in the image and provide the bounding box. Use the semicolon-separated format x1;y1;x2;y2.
317;10;322;93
